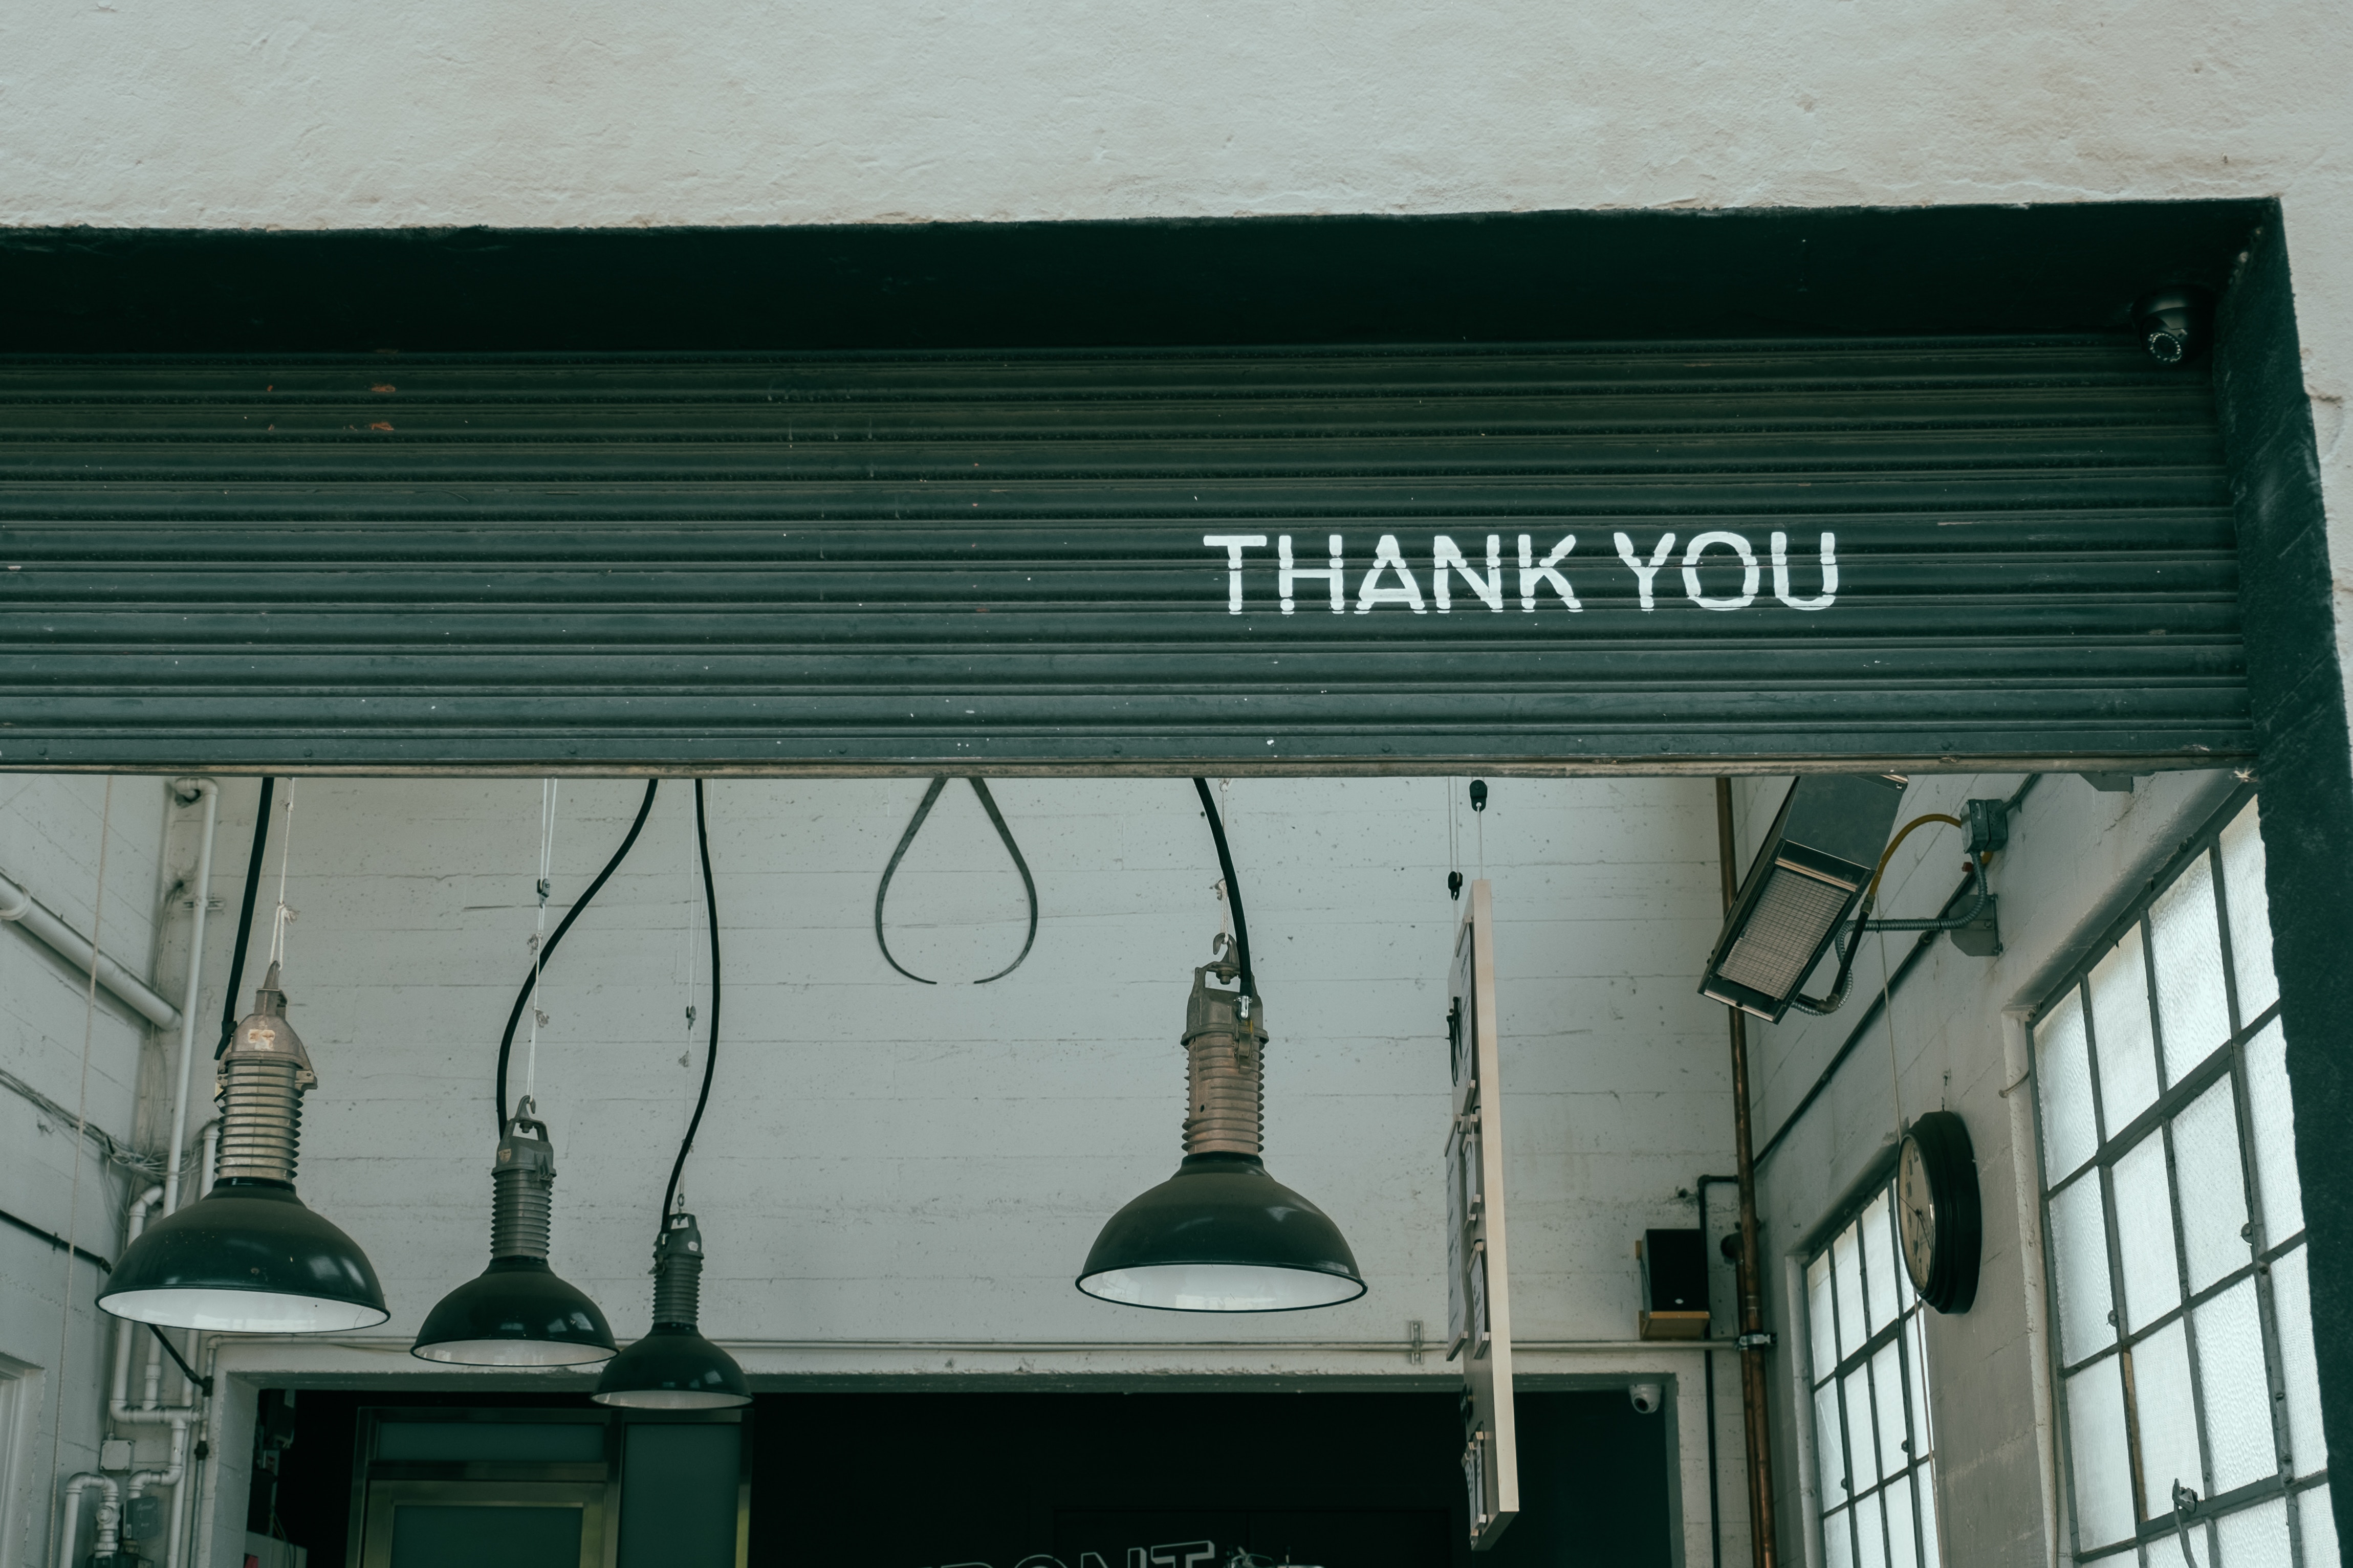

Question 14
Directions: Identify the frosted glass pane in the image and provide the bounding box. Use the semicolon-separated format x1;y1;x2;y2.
2297;1484;2336;1568
2091;927;2160;1134
1855;1488;1889;1568
1872;1341;1910;1476
2066;1356;2136;1550
2243;1021;2303;1243
2194;1279;2279;1494
1836;1221;1868;1362
1884;1466;1920;1568
2173;1077;2252;1295
1916;1460;1941;1568
1811;1250;1840;1385
2113;1133;2182;1331
1846;1371;1883;1486
2268;1246;2324;1479
2037;988;2100;1180
1902;1316;1936;1457
1818;1378;1850;1500
1825;1508;1855;1568
2130;1321;2204;1509
2216;1496;2292;1568
1863;1194;1902;1335
2219;804;2278;1022
2151;854;2231;1083
2051;1173;2118;1364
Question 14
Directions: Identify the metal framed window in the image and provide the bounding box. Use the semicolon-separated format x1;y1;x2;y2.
1805;1179;1942;1568
2029;791;2333;1566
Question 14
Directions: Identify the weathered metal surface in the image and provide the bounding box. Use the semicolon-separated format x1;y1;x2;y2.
0;339;2241;770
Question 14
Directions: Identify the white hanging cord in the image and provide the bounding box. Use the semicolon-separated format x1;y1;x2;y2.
265;777;299;968
525;780;559;1105
1475;793;1486;884
1445;777;1455;874
44;777;113;1558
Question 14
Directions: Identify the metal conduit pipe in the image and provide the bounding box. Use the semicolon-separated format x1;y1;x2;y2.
110;1185;203;1568
161;779;220;1215
111;1188;165;1422
0;869;181;1031
1715;778;1780;1568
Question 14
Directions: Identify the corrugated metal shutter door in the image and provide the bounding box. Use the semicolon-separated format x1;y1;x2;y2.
0;338;2240;771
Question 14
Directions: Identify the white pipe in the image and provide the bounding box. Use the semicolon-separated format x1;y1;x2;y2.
125;1421;190;1568
188;1337;226;1568
106;1189;199;1568
0;869;180;1030
164;1416;193;1568
175;1123;214;1406
57;1472;119;1568
1784;1251;1825;1568
142;1323;164;1410
161;778;220;1216
2002;1008;2064;1568
112;1188;165;1419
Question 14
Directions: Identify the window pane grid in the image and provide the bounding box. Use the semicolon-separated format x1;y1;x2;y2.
1807;1178;1940;1568
2025;794;2325;1562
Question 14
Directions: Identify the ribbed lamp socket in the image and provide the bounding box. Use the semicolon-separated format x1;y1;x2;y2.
1182;958;1266;1157
214;964;317;1183
650;1213;706;1329
491;1107;557;1262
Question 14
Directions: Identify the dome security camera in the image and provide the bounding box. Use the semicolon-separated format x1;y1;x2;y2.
2132;289;2213;366
1629;1382;1664;1416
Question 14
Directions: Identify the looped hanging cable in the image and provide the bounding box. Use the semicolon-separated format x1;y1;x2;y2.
1192;777;1255;1008
659;779;722;1238
494;780;660;1132
873;777;1040;985
216;778;277;1059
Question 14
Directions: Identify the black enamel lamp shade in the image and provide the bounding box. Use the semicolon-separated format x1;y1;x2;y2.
593;1326;750;1408
98;1178;389;1333
411;1257;616;1367
1077;1152;1366;1312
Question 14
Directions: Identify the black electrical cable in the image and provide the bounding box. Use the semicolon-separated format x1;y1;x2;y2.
214;778;276;1058
658;778;721;1234
1191;778;1255;1003
493;779;661;1131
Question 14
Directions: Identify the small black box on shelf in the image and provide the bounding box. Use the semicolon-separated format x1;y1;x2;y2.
1638;1228;1710;1340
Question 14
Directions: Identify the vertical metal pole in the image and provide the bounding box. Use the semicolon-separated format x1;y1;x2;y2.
1716;778;1780;1568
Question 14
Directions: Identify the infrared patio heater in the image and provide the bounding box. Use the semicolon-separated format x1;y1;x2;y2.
1700;776;2011;1023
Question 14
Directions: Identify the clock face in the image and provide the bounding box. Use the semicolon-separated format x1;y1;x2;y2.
1897;1135;1938;1294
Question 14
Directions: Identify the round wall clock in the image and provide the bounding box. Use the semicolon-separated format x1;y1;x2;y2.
1896;1110;1981;1314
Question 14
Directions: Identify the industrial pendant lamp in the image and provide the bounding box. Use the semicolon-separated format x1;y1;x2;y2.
411;1097;616;1365
592;1210;749;1408
597;780;749;1407
100;965;389;1332
412;780;661;1367
102;782;387;1333
1076;780;1365;1312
